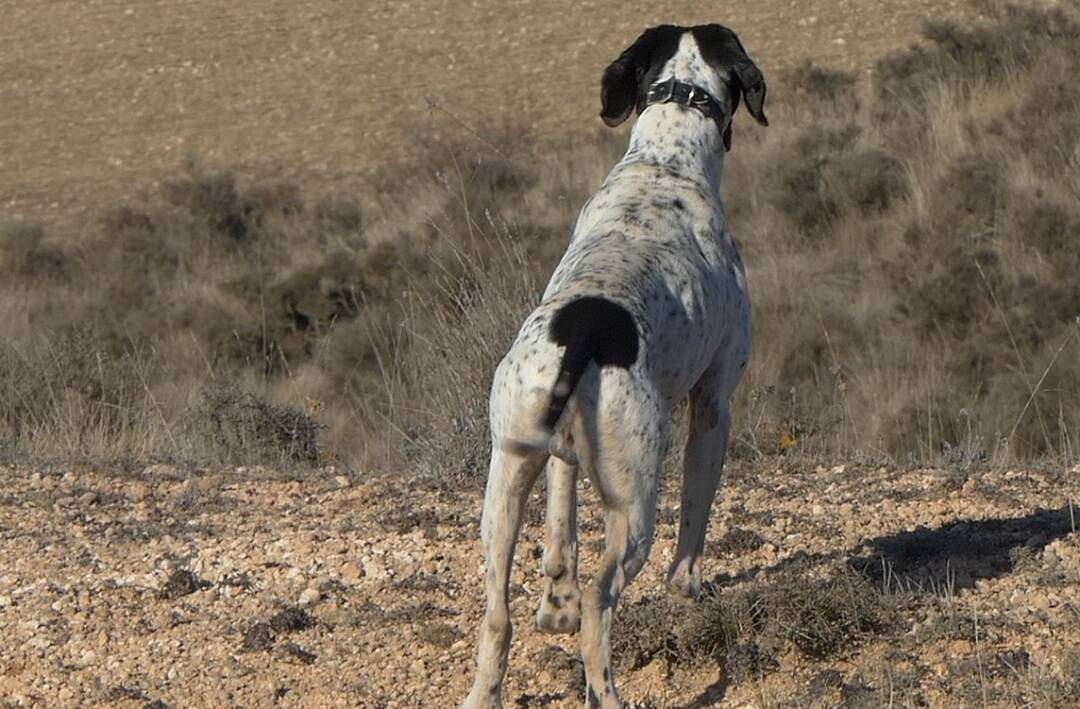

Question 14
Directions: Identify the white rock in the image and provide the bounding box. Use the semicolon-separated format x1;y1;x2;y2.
299;587;321;606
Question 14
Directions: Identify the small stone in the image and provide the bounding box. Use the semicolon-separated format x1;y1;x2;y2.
362;557;386;580
129;482;150;501
280;641;317;664
340;562;363;584
160;569;206;599
299;587;320;606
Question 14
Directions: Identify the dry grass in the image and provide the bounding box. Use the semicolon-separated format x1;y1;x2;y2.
611;564;885;679
1;3;1078;477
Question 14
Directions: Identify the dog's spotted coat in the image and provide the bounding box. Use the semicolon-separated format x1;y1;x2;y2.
463;24;768;709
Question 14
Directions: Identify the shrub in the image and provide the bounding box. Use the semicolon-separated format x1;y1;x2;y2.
611;566;886;683
194;384;323;466
786;61;859;113
0;221;70;282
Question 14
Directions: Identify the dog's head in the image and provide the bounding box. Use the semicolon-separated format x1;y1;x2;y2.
599;24;768;150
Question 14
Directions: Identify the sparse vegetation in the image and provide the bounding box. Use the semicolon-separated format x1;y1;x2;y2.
611;564;885;677
1;2;1078;478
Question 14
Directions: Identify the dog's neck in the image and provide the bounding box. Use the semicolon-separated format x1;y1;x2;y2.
621;33;728;191
623;105;726;191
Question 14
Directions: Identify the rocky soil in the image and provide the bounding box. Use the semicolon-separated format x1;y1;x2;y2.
1;461;1077;707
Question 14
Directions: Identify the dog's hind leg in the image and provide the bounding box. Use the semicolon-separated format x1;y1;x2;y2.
668;367;732;599
463;444;546;709
536;450;581;634
578;380;666;708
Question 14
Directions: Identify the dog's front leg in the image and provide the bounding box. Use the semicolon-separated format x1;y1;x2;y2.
668;377;732;599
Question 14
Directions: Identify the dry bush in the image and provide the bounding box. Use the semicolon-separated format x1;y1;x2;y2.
0;221;72;283
610;595;682;671
0;331;165;464
387;233;543;484
0;330;324;468
729;2;1080;464
192;384;322;466
611;565;885;682
786;60;859;112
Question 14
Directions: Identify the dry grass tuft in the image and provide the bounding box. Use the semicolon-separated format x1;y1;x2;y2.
194;385;323;466
611;565;886;682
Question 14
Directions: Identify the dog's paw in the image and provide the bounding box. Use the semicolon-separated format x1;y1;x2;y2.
462;685;502;709
667;564;703;600
535;586;581;634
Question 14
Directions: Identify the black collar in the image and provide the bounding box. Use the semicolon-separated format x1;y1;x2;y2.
641;78;727;135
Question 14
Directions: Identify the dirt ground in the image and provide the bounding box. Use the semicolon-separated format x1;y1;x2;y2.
0;462;1077;707
1;0;981;239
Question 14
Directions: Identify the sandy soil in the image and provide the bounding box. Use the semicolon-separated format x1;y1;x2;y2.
1;462;1076;707
0;0;979;238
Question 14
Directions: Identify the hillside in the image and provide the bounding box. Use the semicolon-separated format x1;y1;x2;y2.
3;0;977;238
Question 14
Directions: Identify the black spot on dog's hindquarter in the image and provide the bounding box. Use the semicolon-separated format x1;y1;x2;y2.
550;297;638;369
542;297;640;430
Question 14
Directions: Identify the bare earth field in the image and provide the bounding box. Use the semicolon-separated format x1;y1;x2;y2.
0;0;978;238
0;463;1077;707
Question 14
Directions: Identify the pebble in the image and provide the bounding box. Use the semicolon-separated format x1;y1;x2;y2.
299;587;321;606
340;562;363;584
362;557;387;580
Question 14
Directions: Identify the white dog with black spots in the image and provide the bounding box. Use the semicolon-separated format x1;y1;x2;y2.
463;23;769;709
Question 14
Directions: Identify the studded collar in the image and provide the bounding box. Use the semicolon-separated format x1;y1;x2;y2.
641;77;728;137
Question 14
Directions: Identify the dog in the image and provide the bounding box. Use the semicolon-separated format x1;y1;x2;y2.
463;23;768;709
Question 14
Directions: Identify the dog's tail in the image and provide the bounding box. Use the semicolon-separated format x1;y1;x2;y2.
501;296;639;456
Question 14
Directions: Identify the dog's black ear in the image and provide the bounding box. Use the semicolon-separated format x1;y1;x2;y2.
600;55;638;127
733;59;768;126
600;26;680;127
694;25;769;131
